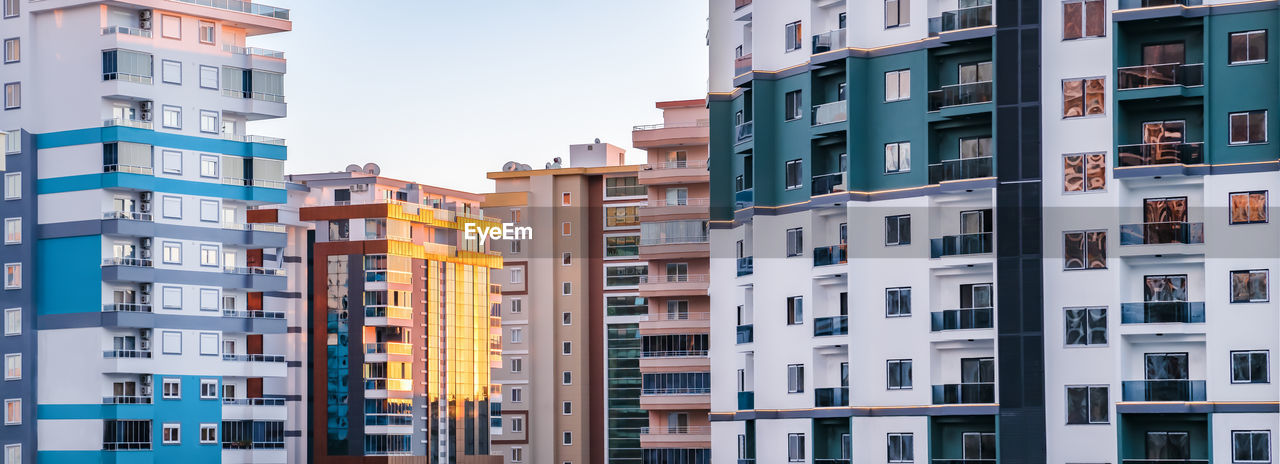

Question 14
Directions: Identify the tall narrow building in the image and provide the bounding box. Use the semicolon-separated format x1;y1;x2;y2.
0;1;294;462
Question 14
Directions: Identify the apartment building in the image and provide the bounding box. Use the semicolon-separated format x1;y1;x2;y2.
708;0;1276;463
632;100;713;464
0;1;294;462
275;167;503;463
484;142;650;464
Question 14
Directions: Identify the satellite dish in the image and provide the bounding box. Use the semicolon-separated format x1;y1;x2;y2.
503;161;520;172
594;138;601;144
363;163;381;176
345;164;362;173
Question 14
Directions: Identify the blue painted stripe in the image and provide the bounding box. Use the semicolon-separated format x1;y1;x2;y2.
37;172;286;203
35;126;285;160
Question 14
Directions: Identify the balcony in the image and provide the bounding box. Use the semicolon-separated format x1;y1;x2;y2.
640;311;710;334
813;244;847;267
1117;142;1203;167
1120;302;1205;324
102;303;152;313
735;0;752;9
928;81;993;112
813;315;848;337
639;426;712;448
1120;222;1203;245
222;354;284;363
737;256;753;276
632;120;710;149
1118;63;1203;90
224;134;287;146
365;342;414;356
735;121;753;143
102;257;152;268
1118;0;1202;9
641;198;710;220
171;0;291;20
222;177;288;190
812;29;847;54
103;350;152;359
103;118;152;130
930;233;993;258
735;189;753;209
933;460;998;464
931;307;994;331
103;211;152;222
641;386;710;396
736;324;753;344
811;172;846;196
222;44;285;59
365;306;413;326
605;184;647;197
932;383;996;404
103;164;153;176
737;391;754;409
812;101;847;126
929;4;994;36
222;310;285;319
222;397;287;421
222;266;286;277
734;54;752;76
101;25;152;38
929;156;993;184
1121;379;1206;401
814;387;850;408
638;274;709;296
102;395;152;404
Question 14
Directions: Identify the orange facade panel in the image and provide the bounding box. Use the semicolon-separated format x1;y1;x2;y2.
246;208;279;223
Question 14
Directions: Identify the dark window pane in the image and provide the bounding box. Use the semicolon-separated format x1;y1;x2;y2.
1085;78;1105;115
1249;111;1267;143
1085;0;1105;36
1089;386;1108;422
1086;231;1106;268
1065;309;1085;345
899;217;911;244
1063;2;1083;39
1250;31;1267;61
1066;387;1087;424
1231;34;1249;63
1088;308;1107;345
1251;352;1269;383
1086;153;1106;191
1064;232;1085;269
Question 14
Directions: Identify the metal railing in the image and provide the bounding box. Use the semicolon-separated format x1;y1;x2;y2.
221;88;286;103
815;387;849;407
605;184;647;197
170;0;291;20
812;29;847;54
102;303;152;313
103;164;154;176
363;378;412;391
1121;379;1206;401
1119;460;1208;464
737;256;753;276
928;81;993;111
814;244;847;266
931;307;994;331
642;386;710;396
814;315;848;337
224;134;286;145
103;211;152;222
222;310;285;319
641;350;708;358
364;342;414;356
930;232;993;258
103;349;152;358
1118;63;1203;89
735;121;754;143
1120;222;1204;245
1117;142;1203;167
736;324;753;344
222;266;286;276
639;235;709;246
638;274;709;285
812;100;848;126
735;54;753;76
221;222;287;233
222;44;285;59
933;460;998;464
103;72;153;85
1118;0;1203;9
1120;301;1205;324
639;425;712;435
222;354;285;363
646;198;710;207
103;395;152;404
812;172;846;196
223;397;285;406
643;311;711;322
928;4;994;36
929;156;993;183
647;159;708;170
365;305;413;320
932;382;996;404
101;26;152;38
632;119;710;131
102;257;152;267
104;118;153;130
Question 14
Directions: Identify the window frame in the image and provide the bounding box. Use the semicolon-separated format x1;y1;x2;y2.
1228;110;1268;145
888;432;914;463
3;82;18;110
3;353;18;380
1232;430;1271;463
1061;77;1106;118
885;214;911;246
198;65;219;90
784;90;803;121
784;21;802;52
199;110;219;134
199;378;218;399
788;432;806;461
1063;229;1107;270
2;399;17;425
1229;269;1269;303
3;173;17;200
784;159;803;190
198;21;216;45
787;363;805;393
160;59;182;85
162;378;181;399
161;105;182;129
1062;152;1107;193
1062;0;1106;40
1065;385;1110;424
786;296;803;325
886;359;913;390
885;69;912;102
3;38;17;64
1064;306;1108;347
1230;350;1270;384
885;287;912;317
199;423;217;444
785;227;804;257
1;0;15;19
884;0;910;28
4;217;19;244
3;308;18;336
3;263;19;290
1229;30;1268;65
161;423;180;445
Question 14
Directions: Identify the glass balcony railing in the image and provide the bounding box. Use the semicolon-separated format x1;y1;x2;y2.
735;54;753;75
1120;460;1209;464
104;349;152;358
1120;301;1205;324
605;184;647;197
736;324;753;344
222;310;285;319
1118;63;1203;89
102;303;152;313
812;29;847;53
932;382;996;404
812;100;848;126
813;315;848;337
101;25;152;38
813;460;853;464
1121;379;1206;401
929;156;993;183
928;4;994;36
103;118;153;130
815;387;850;407
171;0;291;20
931;307;994;331
365;306;412;320
930;232;993;258
735;189;754;209
222;44;285;59
1117;142;1203;167
364;342;414;356
737;391;754;409
1120;222;1204;245
223;397;286;406
812;172;847;196
103;211;152;222
737;256;754;276
928;81;993;111
222;354;285;363
735;121;754;142
813;245;847;267
102;257;152;267
103;164;154;176
1118;0;1203;9
103;396;152;404
933;460;998;464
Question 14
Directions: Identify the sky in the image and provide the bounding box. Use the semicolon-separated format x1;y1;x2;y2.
247;0;710;193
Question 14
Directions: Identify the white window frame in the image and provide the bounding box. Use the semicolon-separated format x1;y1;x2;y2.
3;82;18;110
161;105;182;129
200;378;218;399
2;308;17;335
1232;430;1271;463
3;38;17;64
562;370;572;385
3;353;18;380
510;357;523;373
4;173;20;200
4;217;19;244
1229;110;1268;145
3;444;17;464
1229;30;1268;65
510;387;523;403
788;432;806;462
162;242;182;265
199;110;219;134
562;431;573;445
198;21;215;44
2;399;17;425
161;286;181;309
161;331;182;355
784;159;803;190
162;196;182;219
509;268;524;284
199;423;217;444
162;423;180;444
161;150;182;174
162;378;181;399
200;244;219;267
885;69;911;102
161;59;181;85
3;263;18;289
885;141;911;173
199;65;219;90
200;154;219;178
786;364;804;393
1230;350;1270;384
509;297;523;313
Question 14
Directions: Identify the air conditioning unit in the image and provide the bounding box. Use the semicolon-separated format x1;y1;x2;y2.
351;184;368;192
139;328;152;339
139;203;151;214
140;385;152;396
139;339;151;351
140;108;153;122
140;283;152;294
140;237;152;249
139;249;151;260
140;191;153;202
140;374;152;385
139;10;152;29
140;101;153;112
139;294;151;305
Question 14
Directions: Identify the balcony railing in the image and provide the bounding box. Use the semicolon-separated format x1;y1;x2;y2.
103;72;153;85
735;54;752;75
646;198;710;208
1121;379;1206;402
814;315;848;337
101;25;152;38
928;81;993;111
103;211;152;222
638;274;709;285
931;307;994;331
102;257;152;267
642;386;710;396
221;222;287;233
812;172;846;196
224;134;287;145
363;378;412;391
1120;222;1204;245
1118;0;1203;9
222;354;285;363
812;29;847;53
641;349;708;358
222;266;286;276
929;156;993;183
736;324;753;344
812;100;848;126
815;387;850;407
932;382;996;404
735;189;753;209
737;256;754;276
170;0;291;20
1120;301;1205;324
103;164;154;176
1118;63;1203;89
737;391;754;409
639;235;709;246
735;121;754;142
365;305;412;320
222;44;285;59
639;426;713;436
933;460;998;464
633;120;710;131
814;244;848;266
221;88;286;103
647;159;708;171
221;310;285;319
365;342;414;356
1117;142;1203;167
103;118;152;130
104;349;152;358
930;232;993;258
929;4;994;36
1119;460;1209;464
223;397;286;406
102;303;152;313
103;396;152;404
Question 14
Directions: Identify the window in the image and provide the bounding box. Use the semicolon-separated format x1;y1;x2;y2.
509;328;522;344
200;424;217;444
198;21;215;44
887;359;912;390
199;289;218;311
1062;78;1105;117
200;379;218;399
510;298;523;313
885;0;909;28
1230;30;1267;64
161;150;182;174
561;192;571;206
3;38;17;63
786;296;803;325
162;105;182;129
510;358;522;373
1233;430;1271;463
3;263;18;289
4;131;17;154
562;252;571;266
200;110;218;134
162;242;181;264
1231;270;1269;303
1063;230;1107;269
784;90;803;121
1230;110;1267;144
1231;350;1269;384
885;214;911;246
161;15;180;39
888;433;914;462
562;341;571;355
1063;153;1106;192
885;141;911;173
199;65;218;89
200;244;219;267
511;447;524;462
604;265;646;287
784;21;802;52
787;364;805;393
511;387;523;403
162;378;181;399
561;222;572;236
562;312;571;325
3;308;17;335
788;433;806;461
885;69;911;102
3;82;17;109
2;173;16;199
161;331;181;355
509;268;523;284
784;159;803;190
1063;0;1105;40
162;423;179;444
885;287;911;317
2;0;14;18
1065;307;1107;346
562;371;572;385
199;333;218;356
4;218;19;244
562;431;573;445
785;227;803;257
4;444;17;464
2;399;16;425
162;286;181;309
606;235;640;257
562;282;572;295
562;401;572;415
161;60;181;84
1066;385;1109;424
3;353;18;380
199;200;220;223
200;155;219;178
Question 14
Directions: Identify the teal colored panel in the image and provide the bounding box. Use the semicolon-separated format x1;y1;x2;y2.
35;126;286;160
36;236;101;315
1206;11;1279;164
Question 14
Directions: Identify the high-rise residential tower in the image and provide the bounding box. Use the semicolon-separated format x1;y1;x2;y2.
708;0;1277;463
0;1;294;462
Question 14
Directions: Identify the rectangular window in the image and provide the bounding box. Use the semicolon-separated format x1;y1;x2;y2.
562;312;571;325
160;150;182;175
162;423;179;444
788;433;806;461
509;328;522;344
161;15;181;39
1229;110;1267;145
200;110;218;134
510;298;522;313
785;90;803;121
199;200;218;223
2;0;15;18
562;341;571;355
3;38;17;63
4;130;18;154
198;21;215;44
199;333;218;356
200;379;217;399
3;82;18;109
605;235;640;257
162;242;181;264
1230;270;1269;303
562;401;572;415
509;268;523;284
1062;0;1105;40
1231;350;1269;384
885;0;909;28
885;69;911;102
199;289;217;310
1065;307;1108;346
3;308;17;335
784;21;802;52
3;263;18;289
562;282;572;295
4;218;19;244
785;159;802;190
511;447;524;462
887;359;913;390
162;286;181;309
1230;30;1267;64
2;399;17;425
200;155;219;178
605;205;638;227
200;244;218;267
561;222;571;236
3;444;15;464
161;60;181;84
562;371;572;385
1066;385;1109;424
787;364;805;393
885;214;911;246
101;49;153;84
3;173;16;199
162;378;181;399
3;353;18;380
200;424;217;444
885;141;911;173
1233;430;1271;463
785;227;803;257
1063;153;1106;192
199;65;218;89
562;431;573;445
888;433;914;462
786;296;803;325
510;358;522;373
1062;78;1105;118
885;287;911;317
1063;230;1107;269
510;387;523;403
162;105;181;129
161;331;181;355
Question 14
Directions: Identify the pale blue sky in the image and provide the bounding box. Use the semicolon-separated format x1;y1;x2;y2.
248;0;709;193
